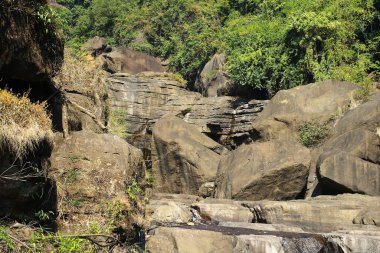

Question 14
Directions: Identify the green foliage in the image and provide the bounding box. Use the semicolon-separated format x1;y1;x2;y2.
56;0;380;95
35;210;55;222
31;231;93;253
299;122;329;147
127;180;142;201
0;226;15;251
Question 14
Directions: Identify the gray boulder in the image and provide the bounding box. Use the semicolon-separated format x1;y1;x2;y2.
215;140;311;201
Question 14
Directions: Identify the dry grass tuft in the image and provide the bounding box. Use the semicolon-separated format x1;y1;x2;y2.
0;89;52;158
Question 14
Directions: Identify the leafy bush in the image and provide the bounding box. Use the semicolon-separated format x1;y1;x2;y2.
299;122;329;147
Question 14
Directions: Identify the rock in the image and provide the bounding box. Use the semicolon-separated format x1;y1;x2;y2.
244;194;380;232
218;222;305;233
195;53;231;97
146;227;235;253
151;116;228;194
327;230;380;253
0;0;63;81
149;202;192;224
50;130;146;233
102;48;165;74
353;208;380;226
198;182;215;198
148;193;200;207
146;226;340;253
82;36;107;57
192;199;254;223
215;140;311;201
107;72;266;154
318;152;380;195
252;80;356;141
315;96;380;196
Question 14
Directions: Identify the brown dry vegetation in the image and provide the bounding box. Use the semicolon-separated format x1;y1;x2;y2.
0;89;52;158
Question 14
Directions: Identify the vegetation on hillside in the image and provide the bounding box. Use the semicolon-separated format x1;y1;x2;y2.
56;0;380;96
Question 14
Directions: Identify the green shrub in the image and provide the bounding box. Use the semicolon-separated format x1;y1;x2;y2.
299;122;329;147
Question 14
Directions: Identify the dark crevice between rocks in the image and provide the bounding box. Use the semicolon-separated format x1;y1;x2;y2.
317;177;357;195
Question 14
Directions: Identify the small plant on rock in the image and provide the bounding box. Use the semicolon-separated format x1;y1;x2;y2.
299;122;329;147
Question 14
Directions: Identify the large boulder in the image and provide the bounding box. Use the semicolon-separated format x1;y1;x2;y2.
194;53;231;97
0;0;63;81
251;80;356;141
50;130;146;233
215;140;311;200
102;48;165;74
107;72;266;156
316;95;380;196
151;116;228;195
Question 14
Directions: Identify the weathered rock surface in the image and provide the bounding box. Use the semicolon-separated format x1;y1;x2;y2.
0;0;63;81
252;80;356;141
194;53;231;97
215;140;310;201
315;95;380;196
50;130;146;233
245;194;380;232
102;48;165;74
192;199;254;223
354;208;380;226
146;226;342;253
151;116;227;194
146;193;380;252
107;72;266;153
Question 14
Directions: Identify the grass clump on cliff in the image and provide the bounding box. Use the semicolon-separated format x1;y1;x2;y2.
0;89;52;158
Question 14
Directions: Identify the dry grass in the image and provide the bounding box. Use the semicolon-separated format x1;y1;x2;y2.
0;89;52;158
53;49;105;93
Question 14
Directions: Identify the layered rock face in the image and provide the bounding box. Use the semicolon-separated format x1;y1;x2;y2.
107;72;266;154
0;0;63;81
50;131;146;233
215;140;311;200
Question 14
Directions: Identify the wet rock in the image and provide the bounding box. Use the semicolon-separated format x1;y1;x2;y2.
151;116;228;194
215;140;310;201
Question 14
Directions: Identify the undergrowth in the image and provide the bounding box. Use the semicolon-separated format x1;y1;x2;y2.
299;122;329;147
